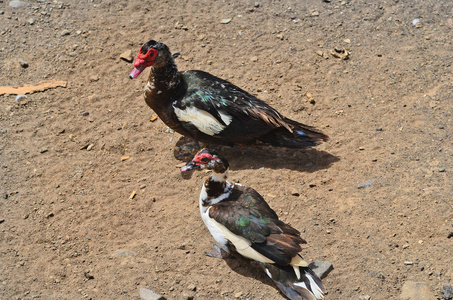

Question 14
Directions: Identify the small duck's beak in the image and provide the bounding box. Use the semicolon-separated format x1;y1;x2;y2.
181;161;200;172
129;65;146;79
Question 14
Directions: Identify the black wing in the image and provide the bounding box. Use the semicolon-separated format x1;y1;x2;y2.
175;70;293;143
209;185;306;265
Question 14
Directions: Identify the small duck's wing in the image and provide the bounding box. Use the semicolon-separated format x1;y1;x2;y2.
174;71;292;141
208;186;306;266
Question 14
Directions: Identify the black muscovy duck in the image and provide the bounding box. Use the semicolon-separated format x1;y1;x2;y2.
129;40;328;150
181;148;326;300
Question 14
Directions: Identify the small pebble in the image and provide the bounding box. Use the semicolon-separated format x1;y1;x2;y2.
187;284;196;291
412;19;420;26
0;11;4;15
61;29;70;36
113;249;136;256
1;129;7;134
376;128;383;131
139;288;166;300
400;281;436;299
357;179;375;189
83;271;94;280
254;2;260;8
15;94;28;102
442;285;453;300
89;75;99;82
220;18;232;24
27;18;35;25
82;111;89;117
9;1;27;8
438;168;445;172
120;49;133;63
439;125;444;129
19;60;28;68
4;193;9;199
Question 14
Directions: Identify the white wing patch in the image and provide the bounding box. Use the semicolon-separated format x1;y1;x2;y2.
173;105;232;136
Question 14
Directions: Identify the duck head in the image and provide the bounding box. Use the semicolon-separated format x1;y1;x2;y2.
129;40;172;79
181;148;229;174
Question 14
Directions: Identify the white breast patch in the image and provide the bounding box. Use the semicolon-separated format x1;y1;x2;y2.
173;105;232;136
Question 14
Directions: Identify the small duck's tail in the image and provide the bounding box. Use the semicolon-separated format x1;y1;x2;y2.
262;264;325;300
259;118;328;149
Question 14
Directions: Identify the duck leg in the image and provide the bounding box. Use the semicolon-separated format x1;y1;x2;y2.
205;243;230;259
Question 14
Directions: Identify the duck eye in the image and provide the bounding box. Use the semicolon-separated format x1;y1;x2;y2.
200;157;209;163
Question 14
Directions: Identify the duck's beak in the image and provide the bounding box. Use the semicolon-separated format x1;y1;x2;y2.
129;65;146;79
181;161;200;172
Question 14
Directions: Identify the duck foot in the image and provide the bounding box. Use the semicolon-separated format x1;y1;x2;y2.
205;243;230;259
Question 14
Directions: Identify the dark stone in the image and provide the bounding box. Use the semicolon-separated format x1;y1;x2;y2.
19;60;28;68
308;260;334;279
84;272;94;280
442;285;453;300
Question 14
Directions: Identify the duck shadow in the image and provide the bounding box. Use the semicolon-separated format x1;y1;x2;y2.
220;253;282;294
213;146;339;173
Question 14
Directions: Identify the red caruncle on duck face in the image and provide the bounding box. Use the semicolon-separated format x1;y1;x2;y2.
194;152;216;165
129;46;158;79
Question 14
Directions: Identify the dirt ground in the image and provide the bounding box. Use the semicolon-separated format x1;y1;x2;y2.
1;0;452;299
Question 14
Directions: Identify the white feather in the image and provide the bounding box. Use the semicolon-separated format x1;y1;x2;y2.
210;171;227;183
145;80;155;92
306;273;324;299
294;273;324;300
173;105;232;136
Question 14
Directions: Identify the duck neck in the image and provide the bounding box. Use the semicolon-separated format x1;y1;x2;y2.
204;170;229;201
144;58;185;116
147;58;180;92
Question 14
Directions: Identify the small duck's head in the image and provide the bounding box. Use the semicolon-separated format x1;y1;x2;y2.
129;40;171;79
181;148;229;174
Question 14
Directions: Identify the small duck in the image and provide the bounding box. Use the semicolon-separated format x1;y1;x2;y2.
182;149;326;300
130;40;328;150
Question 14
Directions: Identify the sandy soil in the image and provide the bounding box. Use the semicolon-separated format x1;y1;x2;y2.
1;0;452;299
